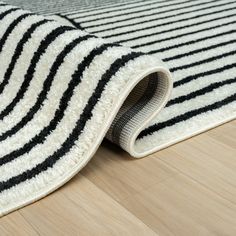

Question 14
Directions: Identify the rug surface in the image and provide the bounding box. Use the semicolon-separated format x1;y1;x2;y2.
1;0;236;216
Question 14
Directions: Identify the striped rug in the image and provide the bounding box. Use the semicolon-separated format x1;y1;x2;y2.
1;0;236;216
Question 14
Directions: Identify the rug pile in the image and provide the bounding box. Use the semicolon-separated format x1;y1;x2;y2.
0;0;235;216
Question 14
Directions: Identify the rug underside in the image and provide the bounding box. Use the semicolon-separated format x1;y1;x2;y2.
0;0;236;216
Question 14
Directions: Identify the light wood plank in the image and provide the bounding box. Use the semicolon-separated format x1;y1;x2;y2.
121;173;236;236
18;174;157;236
0;120;235;235
156;123;236;204
208;119;236;147
81;141;177;202
0;211;39;236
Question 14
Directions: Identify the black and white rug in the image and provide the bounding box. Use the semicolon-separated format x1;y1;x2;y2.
0;0;235;216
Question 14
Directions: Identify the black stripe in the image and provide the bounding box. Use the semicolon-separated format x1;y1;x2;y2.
0;26;75;120
85;0;228;30
0;19;52;120
149;29;236;54
0;26;77;141
56;14;84;30
0;19;49;103
0;13;35;94
0;20;52;120
0;34;98;165
174;62;236;87
170;49;236;72
138;93;236;139
81;0;223;27
75;0;192;23
163;38;236;61
0;13;34;54
116;10;236;43
168;78;236;107
132;19;236;49
103;6;236;39
66;0;177;18
0;26;74;120
0;7;20;21
68;0;176;18
65;0;169;16
0;51;143;192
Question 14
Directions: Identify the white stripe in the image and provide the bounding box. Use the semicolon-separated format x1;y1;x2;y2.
79;0;226;30
0;44;132;181
0;30;90;153
0;15;48;111
0;21;62;133
0;53;170;210
71;0;190;21
103;7;236;41
132;22;236;51
160;81;236;123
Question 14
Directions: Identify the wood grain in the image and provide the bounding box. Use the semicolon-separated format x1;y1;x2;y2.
0;120;235;235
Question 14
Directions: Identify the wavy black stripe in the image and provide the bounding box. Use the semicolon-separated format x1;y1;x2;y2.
0;13;34;54
85;0;227;30
170;49;236;72
0;26;77;141
0;19;52;119
0;7;20;21
116;10;236;44
163;38;236;61
138;93;236;139
103;6;236;39
168;78;236;107
132;19;236;48
174;62;236;87
149;29;236;54
0;51;143;192
75;0;192;23
0;26;74;117
0;19;53;120
0;41;117;164
56;14;84;30
0;13;36;94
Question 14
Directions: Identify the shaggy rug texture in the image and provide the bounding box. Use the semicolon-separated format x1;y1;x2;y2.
0;0;236;216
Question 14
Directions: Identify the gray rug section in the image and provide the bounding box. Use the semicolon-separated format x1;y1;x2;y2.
6;0;128;14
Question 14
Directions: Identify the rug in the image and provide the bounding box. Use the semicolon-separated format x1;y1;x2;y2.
0;0;236;216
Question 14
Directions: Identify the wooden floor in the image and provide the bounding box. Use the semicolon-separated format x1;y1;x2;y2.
0;120;235;235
